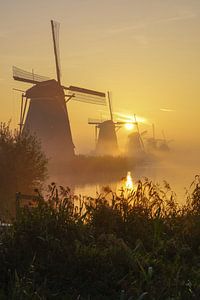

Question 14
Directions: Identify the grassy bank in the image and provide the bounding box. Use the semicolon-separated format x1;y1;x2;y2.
0;179;199;299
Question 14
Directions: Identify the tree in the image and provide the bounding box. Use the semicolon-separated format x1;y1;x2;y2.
0;122;48;220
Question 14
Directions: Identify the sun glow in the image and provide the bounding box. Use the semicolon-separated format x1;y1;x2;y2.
115;112;148;125
125;171;134;190
125;123;134;130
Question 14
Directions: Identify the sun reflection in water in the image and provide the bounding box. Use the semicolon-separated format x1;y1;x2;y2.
125;171;134;191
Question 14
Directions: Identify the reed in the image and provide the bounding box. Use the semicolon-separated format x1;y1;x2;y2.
0;178;199;299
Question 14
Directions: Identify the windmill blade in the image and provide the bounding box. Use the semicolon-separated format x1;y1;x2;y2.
88;118;102;124
68;86;105;98
134;114;145;151
159;139;173;144
51;20;61;85
70;93;107;106
115;121;136;125
140;130;147;136
88;122;101;125
19;95;29;135
13;66;50;84
67;86;106;106
107;91;113;121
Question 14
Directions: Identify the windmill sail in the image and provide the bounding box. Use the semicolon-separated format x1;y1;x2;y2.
68;86;105;97
13;66;50;85
88;118;103;124
51;20;61;85
13;66;106;105
68;88;106;106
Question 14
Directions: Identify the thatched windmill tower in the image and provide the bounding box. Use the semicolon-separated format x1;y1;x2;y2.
13;20;106;163
88;92;133;156
24;79;74;161
95;120;119;156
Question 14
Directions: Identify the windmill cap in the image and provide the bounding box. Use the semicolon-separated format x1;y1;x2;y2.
99;120;115;128
25;79;64;99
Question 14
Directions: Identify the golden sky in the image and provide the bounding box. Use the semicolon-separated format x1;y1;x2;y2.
1;0;200;153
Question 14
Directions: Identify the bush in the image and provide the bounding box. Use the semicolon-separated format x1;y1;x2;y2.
0;122;48;220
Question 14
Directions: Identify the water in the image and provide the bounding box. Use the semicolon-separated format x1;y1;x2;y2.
49;150;200;204
73;153;200;204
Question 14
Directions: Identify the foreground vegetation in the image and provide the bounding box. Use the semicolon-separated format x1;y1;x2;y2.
0;178;199;300
0;122;48;220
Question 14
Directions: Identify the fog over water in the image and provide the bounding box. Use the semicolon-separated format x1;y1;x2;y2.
132;149;200;203
48;145;200;204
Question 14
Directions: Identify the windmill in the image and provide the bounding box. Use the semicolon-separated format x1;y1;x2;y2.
88;92;135;156
145;125;172;152
13;20;106;163
145;124;158;151
126;115;147;158
158;130;173;152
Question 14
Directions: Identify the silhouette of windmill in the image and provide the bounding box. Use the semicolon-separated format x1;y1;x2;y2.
145;125;172;152
145;124;158;151
88;92;135;156
13;20;106;162
126;114;147;158
158;130;173;151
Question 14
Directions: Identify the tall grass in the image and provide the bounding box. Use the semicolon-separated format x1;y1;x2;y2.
0;178;199;299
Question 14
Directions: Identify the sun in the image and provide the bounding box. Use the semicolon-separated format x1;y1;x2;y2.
124;123;134;131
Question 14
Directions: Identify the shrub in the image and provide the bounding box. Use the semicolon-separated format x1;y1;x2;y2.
0;122;48;220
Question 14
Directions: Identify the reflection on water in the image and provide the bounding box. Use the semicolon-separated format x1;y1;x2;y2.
1;150;198;221
125;171;134;190
49;150;200;204
74;171;135;198
74;164;199;204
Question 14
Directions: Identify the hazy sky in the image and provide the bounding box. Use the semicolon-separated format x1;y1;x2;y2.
1;0;200;153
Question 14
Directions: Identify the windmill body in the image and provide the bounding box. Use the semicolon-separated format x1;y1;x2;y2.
88;92;131;156
146;137;158;152
127;131;145;159
96;92;119;156
24;80;74;161
145;125;172;153
96;120;119;156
